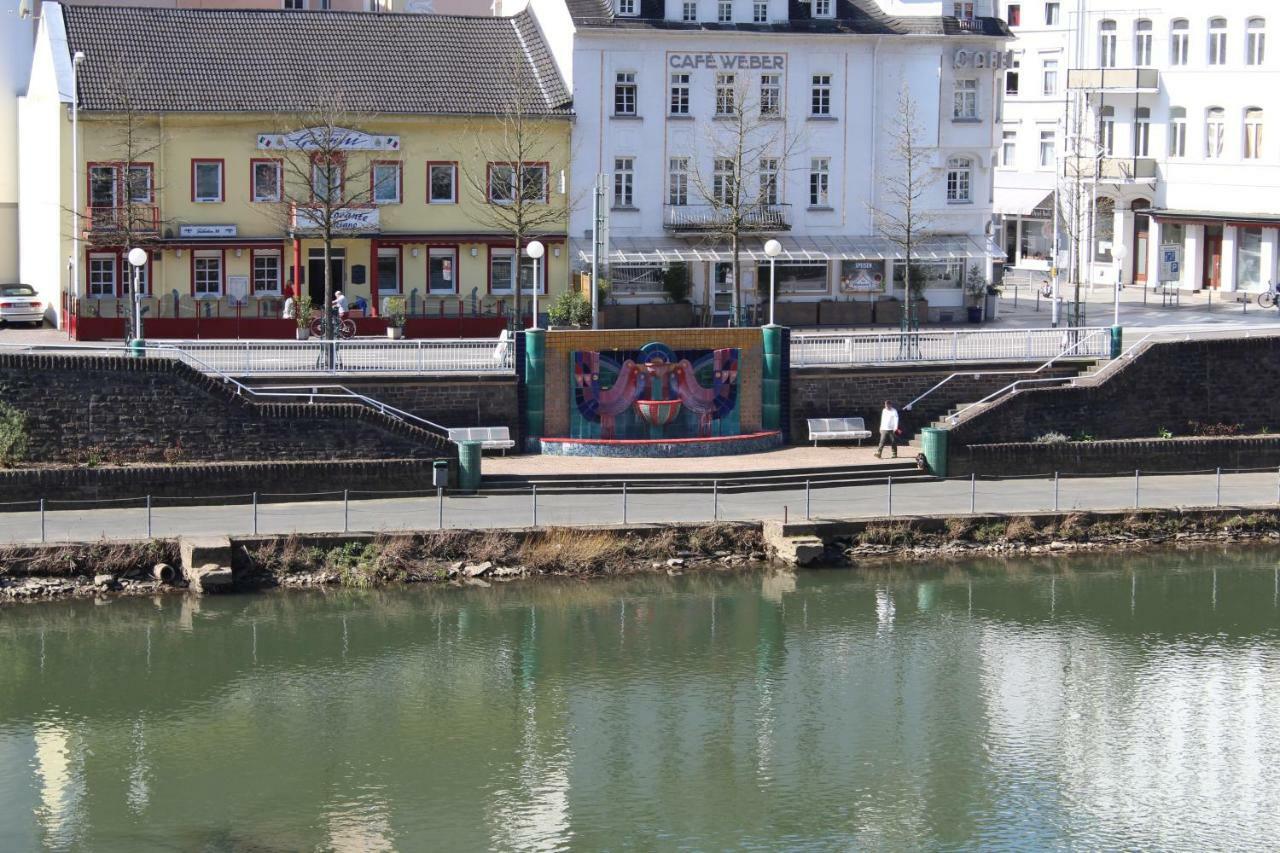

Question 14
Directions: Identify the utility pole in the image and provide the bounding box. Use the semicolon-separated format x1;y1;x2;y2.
589;174;607;330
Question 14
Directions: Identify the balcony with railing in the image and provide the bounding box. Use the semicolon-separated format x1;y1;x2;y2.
1064;156;1157;183
85;205;160;236
663;203;792;233
1067;68;1160;93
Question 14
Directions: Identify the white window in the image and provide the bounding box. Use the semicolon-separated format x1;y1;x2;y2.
372;162;401;204
193;251;223;298
668;157;689;206
1093;197;1114;262
1134;107;1150;157
1099;105;1115;155
1169;107;1187;157
953;78;978;119
1248;18;1266;66
490;249;540;294
952;2;973;22
1007;4;1020;27
1001;129;1017;166
376;247;400;293
613;157;634;208
1209;18;1227;66
772;263;828;294
1005;58;1020;95
192;160;223;203
759;157;779;205
809;74;832;116
1238;227;1264;288
429;163;456;204
1170;19;1189;66
311;159;341;202
946;157;972;203
121;255;149;296
1042;59;1058;95
1044;2;1057;25
682;1;696;21
813;0;831;18
127;166;151;204
284;0;304;9
713;158;735;205
253;250;281;294
1206;107;1225;158
610;264;666;296
88;253;116;297
752;1;766;22
488;164;547;204
614;71;637;116
808;157;829;207
1245;108;1264;159
715;72;736;116
1134;20;1152;66
717;0;731;22
618;0;636;15
1039;129;1055;167
89;165;118;209
251;160;281;203
760;74;781;116
670;72;690;114
429;248;457;294
1098;20;1117;67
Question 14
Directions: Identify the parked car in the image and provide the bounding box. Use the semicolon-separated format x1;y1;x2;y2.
0;284;44;327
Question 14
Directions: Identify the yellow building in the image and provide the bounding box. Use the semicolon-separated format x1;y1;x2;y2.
20;3;572;337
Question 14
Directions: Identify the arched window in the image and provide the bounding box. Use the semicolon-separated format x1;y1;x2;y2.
1209;18;1227;65
1099;19;1118;67
1134;107;1150;156
1169;107;1187;157
1206;107;1225;158
946;157;973;203
1170;19;1189;65
1247;18;1266;66
1099;105;1115;155
1134;19;1153;66
1093;197;1115;262
1244;108;1264;159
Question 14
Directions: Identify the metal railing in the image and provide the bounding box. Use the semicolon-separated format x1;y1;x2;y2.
790;326;1111;367
165;339;514;374
663;203;792;233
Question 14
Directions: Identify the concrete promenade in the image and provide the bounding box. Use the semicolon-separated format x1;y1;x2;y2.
3;468;1278;545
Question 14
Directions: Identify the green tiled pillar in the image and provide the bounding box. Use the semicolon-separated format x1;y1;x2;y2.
762;324;782;432
524;328;546;444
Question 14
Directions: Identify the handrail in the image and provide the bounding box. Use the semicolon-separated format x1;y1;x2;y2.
0;342;453;440
904;327;1108;412
946;376;1078;425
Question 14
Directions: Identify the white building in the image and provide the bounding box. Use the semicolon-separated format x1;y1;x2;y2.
994;1;1280;293
522;0;1012;325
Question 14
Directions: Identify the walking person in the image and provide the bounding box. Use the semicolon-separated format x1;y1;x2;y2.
875;400;899;459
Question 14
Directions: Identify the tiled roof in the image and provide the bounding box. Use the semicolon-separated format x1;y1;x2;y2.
61;5;573;115
571;0;1011;37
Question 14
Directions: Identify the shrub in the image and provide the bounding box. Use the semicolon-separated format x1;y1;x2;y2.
0;401;29;466
661;264;691;304
518;527;627;574
858;523;916;547
1157;427;1173;439
1033;431;1068;444
1004;517;1040;543
944;517;973;540
383;296;407;328
547;290;592;327
972;521;1007;544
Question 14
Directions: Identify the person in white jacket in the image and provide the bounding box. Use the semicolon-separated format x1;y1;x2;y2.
876;400;899;459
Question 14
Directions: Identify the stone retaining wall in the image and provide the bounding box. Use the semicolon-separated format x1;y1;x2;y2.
950;435;1280;477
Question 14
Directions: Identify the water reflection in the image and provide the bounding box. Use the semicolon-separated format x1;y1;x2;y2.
0;549;1279;850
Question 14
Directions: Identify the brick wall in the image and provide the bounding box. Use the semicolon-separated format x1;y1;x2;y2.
0;354;451;465
953;435;1280;477
788;362;1086;443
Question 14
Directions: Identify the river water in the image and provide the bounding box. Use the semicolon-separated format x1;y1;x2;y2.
2;548;1280;851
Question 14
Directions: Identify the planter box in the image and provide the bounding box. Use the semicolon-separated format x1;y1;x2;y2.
817;300;873;326
636;302;695;328
775;301;819;327
873;300;902;325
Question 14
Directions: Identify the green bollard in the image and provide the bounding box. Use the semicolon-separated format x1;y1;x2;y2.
1110;325;1123;359
919;427;948;478
128;338;146;359
524;329;546;446
761;324;782;431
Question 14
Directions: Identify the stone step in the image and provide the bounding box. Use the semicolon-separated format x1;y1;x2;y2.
179;536;234;593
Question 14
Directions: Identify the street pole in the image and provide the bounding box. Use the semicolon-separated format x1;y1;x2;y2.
590;174;602;329
70;52;86;325
527;240;545;329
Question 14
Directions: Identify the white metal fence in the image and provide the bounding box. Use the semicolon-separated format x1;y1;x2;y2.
789;327;1112;367
153;339;514;374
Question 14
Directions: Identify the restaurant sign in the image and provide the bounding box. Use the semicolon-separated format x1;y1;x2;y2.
292;205;380;233
257;127;400;151
667;52;785;70
953;49;1016;69
840;260;886;292
179;224;237;238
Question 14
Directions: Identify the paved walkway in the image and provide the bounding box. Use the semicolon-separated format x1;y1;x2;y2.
483;445;900;477
4;469;1277;545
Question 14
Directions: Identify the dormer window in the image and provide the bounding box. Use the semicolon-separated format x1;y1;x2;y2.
618;0;637;16
812;0;832;18
952;2;974;22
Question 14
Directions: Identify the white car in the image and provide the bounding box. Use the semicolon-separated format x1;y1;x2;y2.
0;284;44;327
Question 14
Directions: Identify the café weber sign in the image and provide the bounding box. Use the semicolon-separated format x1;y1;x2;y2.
668;52;786;70
953;49;1016;70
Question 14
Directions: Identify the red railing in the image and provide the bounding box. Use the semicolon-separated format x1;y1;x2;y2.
85;205;160;234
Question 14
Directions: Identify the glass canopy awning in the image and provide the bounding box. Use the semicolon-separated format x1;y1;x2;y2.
576;235;1004;265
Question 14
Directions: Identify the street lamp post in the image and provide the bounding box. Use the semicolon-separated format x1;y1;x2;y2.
70;51;85;326
526;240;545;329
763;239;781;326
1112;242;1128;328
127;247;147;350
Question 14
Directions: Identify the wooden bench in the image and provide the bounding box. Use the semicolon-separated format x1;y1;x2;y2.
447;426;516;454
807;417;873;446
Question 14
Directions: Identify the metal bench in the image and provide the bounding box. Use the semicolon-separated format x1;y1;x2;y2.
447;426;516;454
807;417;873;446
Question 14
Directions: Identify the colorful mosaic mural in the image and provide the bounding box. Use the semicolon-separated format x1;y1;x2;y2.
571;342;741;440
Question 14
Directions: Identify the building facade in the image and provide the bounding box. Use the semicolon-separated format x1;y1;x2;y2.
995;1;1280;293
521;0;1010;325
19;4;572;335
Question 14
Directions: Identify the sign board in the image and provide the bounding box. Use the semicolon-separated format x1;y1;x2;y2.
179;224;237;238
1160;245;1183;282
257;127;400;151
227;275;249;307
292;205;380;233
953;49;1016;69
667;52;785;71
840;260;886;292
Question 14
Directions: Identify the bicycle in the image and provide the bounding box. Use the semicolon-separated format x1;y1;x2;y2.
1258;282;1279;309
310;310;356;340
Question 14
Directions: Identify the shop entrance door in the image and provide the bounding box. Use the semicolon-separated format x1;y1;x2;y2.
1132;202;1150;284
307;249;346;307
1202;226;1223;289
712;262;735;323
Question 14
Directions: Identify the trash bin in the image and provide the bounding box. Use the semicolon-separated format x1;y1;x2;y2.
128;337;146;359
457;440;482;493
432;459;450;489
919;427;948;478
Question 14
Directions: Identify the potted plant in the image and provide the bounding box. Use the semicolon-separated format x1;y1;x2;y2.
384;296;407;339
294;293;313;339
963;265;987;323
547;289;592;329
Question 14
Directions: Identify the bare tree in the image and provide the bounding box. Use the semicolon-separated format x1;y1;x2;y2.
460;55;570;331
868;87;937;331
685;76;805;326
268;92;385;342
